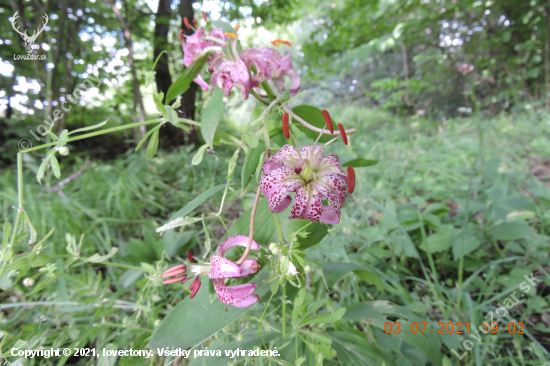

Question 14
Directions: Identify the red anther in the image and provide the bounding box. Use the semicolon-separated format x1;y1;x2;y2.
282;113;290;139
294;167;302;174
322;110;334;134
201;11;207;22
184;17;191;29
347;166;355;194
179;29;184;42
187;250;195;263
190;277;201;298
193;19;197;28
162;275;187;285
337;123;348;145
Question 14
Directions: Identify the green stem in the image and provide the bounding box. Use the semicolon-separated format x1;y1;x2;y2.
282;285;286;340
21;119;164;153
9;153;24;247
273;214;283;245
261;81;276;101
251;89;270;105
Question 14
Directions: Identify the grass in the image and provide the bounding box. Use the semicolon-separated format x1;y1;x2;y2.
0;107;549;365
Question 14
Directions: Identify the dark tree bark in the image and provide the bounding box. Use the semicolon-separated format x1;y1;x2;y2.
154;0;184;147
178;0;199;145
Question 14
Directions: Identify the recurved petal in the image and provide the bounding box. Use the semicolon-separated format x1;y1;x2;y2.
320;206;340;224
263;145;300;173
232;294;260;307
300;146;323;162
209;255;242;279
213;279;257;305
239;259;259;277
260;167;303;213
318;171;348;201
217;235;259;257
193;73;210;92
290;186;322;222
317;154;345;174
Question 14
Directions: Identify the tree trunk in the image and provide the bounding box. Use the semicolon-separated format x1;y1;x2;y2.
178;0;199;145
110;0;147;140
153;0;184;147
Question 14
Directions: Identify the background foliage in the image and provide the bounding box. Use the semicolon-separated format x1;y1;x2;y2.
1;0;549;365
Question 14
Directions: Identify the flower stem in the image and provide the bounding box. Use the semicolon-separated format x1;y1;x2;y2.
282;285;287;339
251;89;270;106
235;186;262;266
281;105;356;136
20;119;164;153
261;81;276;101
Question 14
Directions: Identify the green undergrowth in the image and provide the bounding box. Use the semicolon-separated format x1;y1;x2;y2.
1;108;549;365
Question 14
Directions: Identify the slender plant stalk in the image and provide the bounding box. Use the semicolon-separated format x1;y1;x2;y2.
282;285;286;339
281;105;356;136
235;186;262;266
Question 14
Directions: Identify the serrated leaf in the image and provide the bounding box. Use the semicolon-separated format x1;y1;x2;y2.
50;155;61;179
201;88;226;149
69;119;109;135
146;130;160;159
166;55;209;103
192;144;209;166
171;95;182;109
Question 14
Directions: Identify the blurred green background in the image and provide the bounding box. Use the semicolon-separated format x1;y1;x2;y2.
1;0;549;365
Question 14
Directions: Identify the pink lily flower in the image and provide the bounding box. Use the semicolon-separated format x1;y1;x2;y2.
182;28;227;91
241;47;301;96
162;236;260;307
260;145;348;224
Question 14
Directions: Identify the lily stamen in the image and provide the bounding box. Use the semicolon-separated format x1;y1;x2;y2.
322;110;334;134
201;11;207;22
337;123;348;145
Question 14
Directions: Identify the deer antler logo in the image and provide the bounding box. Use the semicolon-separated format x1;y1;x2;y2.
11;11;49;54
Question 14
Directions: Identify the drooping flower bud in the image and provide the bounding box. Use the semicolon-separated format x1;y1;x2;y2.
282;113;290;139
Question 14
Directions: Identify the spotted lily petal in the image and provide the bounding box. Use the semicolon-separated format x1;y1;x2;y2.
208;255;241;279
213;279;257;306
217;235;259;257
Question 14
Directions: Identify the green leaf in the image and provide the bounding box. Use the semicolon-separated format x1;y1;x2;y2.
68;119;109;135
50;155;61;179
452;228;482;260
322;262;364;287
22;211;37;245
342;301;446;364
148;280;263;351
241;146;263;193
244;132;259;148
353;269;384;292
164;105;179;125
192;144;209;166
83;247;118;263
2;221;11;249
210;19;236;33
419;228;455;253
135;124;162;152
341;158;378;168
329;331;396;366
301;307;346;326
168;183;234;223
201;88;226;149
490;221;534;241
145;130;160;159
36;149;56;184
153;92;166;116
156;216;203;234
292;105;332;143
166;55;209;103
